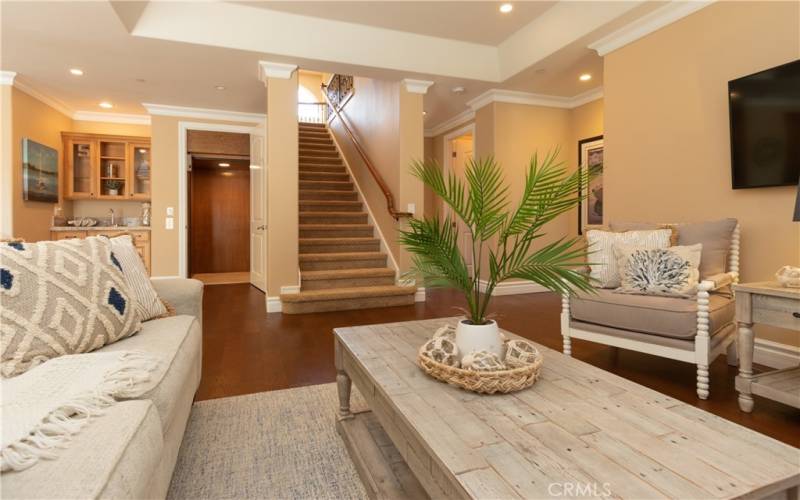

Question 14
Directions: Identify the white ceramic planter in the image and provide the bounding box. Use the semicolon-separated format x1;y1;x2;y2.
455;319;503;360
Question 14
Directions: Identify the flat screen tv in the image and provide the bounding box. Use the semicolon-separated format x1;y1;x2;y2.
729;59;800;189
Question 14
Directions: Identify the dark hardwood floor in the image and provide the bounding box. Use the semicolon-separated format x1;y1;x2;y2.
199;284;800;447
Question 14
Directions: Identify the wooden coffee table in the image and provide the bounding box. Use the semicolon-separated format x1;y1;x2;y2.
334;318;800;500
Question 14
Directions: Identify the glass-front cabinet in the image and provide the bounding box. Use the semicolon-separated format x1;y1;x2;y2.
128;144;151;200
62;132;151;201
66;139;95;199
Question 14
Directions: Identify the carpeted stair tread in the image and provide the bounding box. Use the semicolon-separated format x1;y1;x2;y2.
299;190;359;201
299;251;386;262
300;200;362;210
299;180;353;191
300;237;379;245
300;267;396;280
280;285;416;303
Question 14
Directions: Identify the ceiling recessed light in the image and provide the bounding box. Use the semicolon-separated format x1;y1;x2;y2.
218;162;230;167
99;101;113;109
215;85;226;91
579;73;592;82
221;172;234;177
69;68;84;76
499;3;513;13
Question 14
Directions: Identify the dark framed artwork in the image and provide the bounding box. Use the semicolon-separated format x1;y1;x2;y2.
578;135;604;234
22;138;58;203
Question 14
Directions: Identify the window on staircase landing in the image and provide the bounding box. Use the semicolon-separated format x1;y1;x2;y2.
298;85;326;124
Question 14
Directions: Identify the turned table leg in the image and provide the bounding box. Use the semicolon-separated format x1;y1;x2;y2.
737;321;755;413
334;338;353;420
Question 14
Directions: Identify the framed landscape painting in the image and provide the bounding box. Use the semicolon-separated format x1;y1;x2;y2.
22;138;58;203
578;135;603;234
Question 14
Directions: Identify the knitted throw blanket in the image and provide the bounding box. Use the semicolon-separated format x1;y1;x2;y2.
1;351;159;472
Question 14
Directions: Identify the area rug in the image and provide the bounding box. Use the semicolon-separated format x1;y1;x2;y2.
167;383;368;500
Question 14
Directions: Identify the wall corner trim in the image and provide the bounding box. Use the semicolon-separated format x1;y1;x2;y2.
266;296;282;313
73;111;151;125
0;71;17;86
258;61;298;82
402;79;435;95
588;1;715;56
143;103;266;124
415;287;426;302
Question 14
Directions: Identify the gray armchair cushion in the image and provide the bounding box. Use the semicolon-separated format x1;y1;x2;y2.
570;289;734;339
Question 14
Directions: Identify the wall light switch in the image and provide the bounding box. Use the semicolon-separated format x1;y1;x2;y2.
166;207;174;216
407;203;415;215
165;217;174;230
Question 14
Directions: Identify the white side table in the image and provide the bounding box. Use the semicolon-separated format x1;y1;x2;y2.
734;282;800;412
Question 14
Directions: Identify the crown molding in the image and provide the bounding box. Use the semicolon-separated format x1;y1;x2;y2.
466;86;603;112
258;61;298;82
589;1;714;56
0;71;16;86
402;79;434;95
142;103;266;124
428;86;603;137
13;78;74;117
424;108;475;138
73;111;151;125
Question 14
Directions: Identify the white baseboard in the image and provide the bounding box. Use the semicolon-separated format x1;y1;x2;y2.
266;296;282;313
280;285;300;294
753;339;800;369
415;287;426;302
478;280;547;296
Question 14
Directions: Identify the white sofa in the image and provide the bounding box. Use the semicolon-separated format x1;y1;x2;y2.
2;278;204;500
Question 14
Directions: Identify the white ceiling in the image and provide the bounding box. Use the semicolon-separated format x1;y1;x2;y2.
239;1;557;45
1;1;678;130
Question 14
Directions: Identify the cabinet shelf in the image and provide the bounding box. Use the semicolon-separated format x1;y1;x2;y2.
63;132;151;201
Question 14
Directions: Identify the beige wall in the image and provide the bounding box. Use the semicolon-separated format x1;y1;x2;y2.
329;77;402;263
10;87;72;242
150;115;255;277
604;0;800;345
298;71;324;102
266;72;299;295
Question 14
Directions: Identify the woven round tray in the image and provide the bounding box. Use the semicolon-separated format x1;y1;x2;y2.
417;351;543;394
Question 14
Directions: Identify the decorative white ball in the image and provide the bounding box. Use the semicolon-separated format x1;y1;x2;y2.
776;265;800;288
461;350;506;372
419;336;460;367
432;324;456;340
505;339;540;368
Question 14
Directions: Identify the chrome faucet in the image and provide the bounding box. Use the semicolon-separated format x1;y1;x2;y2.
109;208;116;227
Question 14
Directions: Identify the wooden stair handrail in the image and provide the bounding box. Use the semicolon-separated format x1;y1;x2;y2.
321;83;412;221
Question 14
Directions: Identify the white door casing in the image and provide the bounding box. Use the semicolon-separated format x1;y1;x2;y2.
249;121;267;291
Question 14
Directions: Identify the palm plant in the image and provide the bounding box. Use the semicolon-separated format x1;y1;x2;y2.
399;150;595;326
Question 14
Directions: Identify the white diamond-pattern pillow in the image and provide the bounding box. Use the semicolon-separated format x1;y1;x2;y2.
586;229;673;288
0;237;142;377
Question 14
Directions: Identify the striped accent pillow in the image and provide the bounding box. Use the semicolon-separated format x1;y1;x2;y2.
108;235;167;321
586;229;673;288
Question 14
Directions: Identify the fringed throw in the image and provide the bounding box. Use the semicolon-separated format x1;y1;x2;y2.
1;351;159;472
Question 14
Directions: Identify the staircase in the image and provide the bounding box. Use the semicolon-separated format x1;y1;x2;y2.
280;122;416;314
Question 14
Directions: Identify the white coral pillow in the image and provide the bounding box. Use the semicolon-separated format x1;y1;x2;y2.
615;243;703;297
586;229;673;288
108;235;167;321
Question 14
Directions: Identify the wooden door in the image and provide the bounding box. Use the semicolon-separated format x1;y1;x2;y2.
65;138;96;199
189;163;250;274
249;125;267;291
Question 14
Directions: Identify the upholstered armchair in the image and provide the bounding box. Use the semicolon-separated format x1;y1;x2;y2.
561;221;740;399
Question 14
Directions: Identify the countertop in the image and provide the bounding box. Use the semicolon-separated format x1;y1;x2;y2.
50;226;151;232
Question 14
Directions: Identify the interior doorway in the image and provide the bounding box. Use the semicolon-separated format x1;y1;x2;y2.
444;125;475;276
180;125;266;290
188;155;250;284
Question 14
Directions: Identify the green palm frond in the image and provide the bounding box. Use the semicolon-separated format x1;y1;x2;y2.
402;149;597;325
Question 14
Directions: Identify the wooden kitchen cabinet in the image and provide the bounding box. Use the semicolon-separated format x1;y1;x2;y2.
62;132;151;201
50;229;152;275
